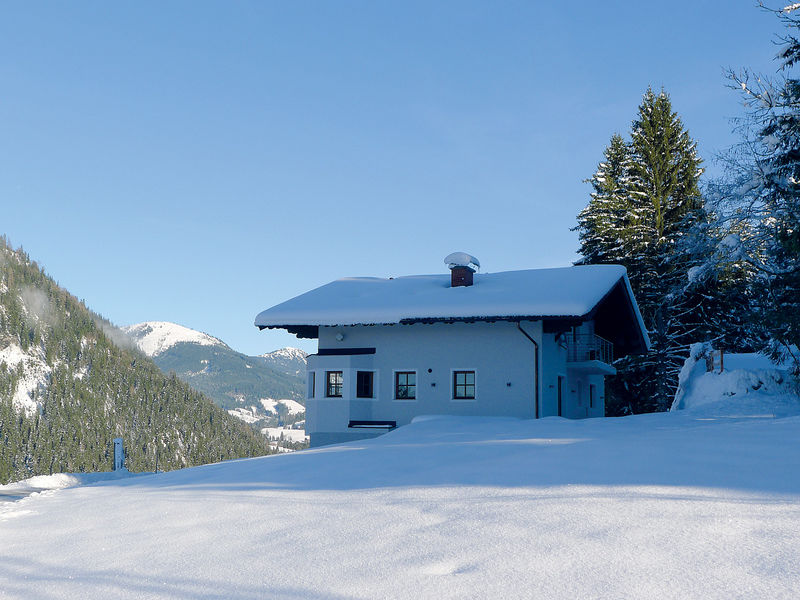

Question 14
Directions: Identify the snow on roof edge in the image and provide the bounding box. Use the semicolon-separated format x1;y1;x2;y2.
254;265;638;330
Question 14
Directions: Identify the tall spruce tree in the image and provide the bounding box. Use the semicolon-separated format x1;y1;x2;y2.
576;134;633;265
576;88;704;413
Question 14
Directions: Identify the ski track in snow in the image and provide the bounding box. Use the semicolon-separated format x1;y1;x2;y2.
1;411;799;599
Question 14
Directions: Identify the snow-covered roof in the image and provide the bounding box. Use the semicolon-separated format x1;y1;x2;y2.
255;265;648;348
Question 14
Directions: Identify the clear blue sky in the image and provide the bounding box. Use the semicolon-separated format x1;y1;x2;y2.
0;2;783;356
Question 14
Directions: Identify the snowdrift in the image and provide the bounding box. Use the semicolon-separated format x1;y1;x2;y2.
671;343;800;418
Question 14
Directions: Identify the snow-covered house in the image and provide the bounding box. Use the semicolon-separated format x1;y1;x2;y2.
255;255;650;447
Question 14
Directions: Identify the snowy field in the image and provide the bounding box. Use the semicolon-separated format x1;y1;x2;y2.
2;401;800;599
261;427;308;443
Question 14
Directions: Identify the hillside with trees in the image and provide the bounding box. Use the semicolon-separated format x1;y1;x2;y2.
0;237;271;484
121;321;306;425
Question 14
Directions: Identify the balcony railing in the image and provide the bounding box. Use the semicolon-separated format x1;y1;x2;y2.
566;333;614;365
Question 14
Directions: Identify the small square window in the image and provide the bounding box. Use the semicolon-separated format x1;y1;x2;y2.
356;371;374;398
326;371;343;397
395;371;416;400
453;371;475;400
308;372;315;398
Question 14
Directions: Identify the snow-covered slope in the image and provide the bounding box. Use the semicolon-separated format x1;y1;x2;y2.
260;397;305;416
2;408;799;599
0;343;50;417
122;321;227;357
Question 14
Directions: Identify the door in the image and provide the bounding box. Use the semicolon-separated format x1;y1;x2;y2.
557;376;564;417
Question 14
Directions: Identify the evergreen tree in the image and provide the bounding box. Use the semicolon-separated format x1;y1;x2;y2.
576;134;634;265
704;3;800;377
576;88;705;413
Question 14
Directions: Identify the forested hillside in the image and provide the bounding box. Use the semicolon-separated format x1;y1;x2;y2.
0;238;271;484
122;322;306;429
122;322;305;408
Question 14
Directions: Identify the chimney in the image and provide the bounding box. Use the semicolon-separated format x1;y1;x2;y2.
450;265;474;287
444;252;480;288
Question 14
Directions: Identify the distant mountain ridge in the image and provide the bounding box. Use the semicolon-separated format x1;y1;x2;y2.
121;321;227;356
123;321;307;428
260;347;308;377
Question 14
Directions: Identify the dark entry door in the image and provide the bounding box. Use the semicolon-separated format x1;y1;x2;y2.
557;376;564;417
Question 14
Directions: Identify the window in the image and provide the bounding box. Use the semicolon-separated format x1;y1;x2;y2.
356;371;374;398
589;384;596;409
326;371;343;397
308;372;315;398
453;371;475;400
395;371;416;399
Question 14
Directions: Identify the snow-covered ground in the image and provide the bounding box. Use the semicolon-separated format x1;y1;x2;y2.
0;469;144;504
228;400;305;429
672;346;798;418
261;427;308;443
1;397;799;599
260;397;305;416
225;406;263;424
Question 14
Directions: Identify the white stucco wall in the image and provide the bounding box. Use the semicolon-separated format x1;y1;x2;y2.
304;320;606;446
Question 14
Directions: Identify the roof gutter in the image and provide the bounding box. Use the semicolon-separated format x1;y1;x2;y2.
516;322;540;419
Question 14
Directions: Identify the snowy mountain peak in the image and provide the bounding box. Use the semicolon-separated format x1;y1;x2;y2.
261;347;308;361
259;347;308;377
122;321;228;357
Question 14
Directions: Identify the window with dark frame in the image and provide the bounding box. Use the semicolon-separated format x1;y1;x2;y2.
589;384;595;408
309;372;315;398
356;371;374;398
326;371;343;397
395;371;416;399
453;370;475;399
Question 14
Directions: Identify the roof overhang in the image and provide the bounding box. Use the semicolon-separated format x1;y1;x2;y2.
254;266;650;353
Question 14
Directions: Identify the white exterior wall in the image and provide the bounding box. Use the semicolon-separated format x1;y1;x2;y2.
538;321;607;419
562;372;606;419
304;320;606;447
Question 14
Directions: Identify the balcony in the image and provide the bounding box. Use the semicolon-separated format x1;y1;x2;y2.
566;334;615;374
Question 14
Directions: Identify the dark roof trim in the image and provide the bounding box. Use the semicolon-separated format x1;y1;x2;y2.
399;315;548;325
260;324;320;339
317;347;376;356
